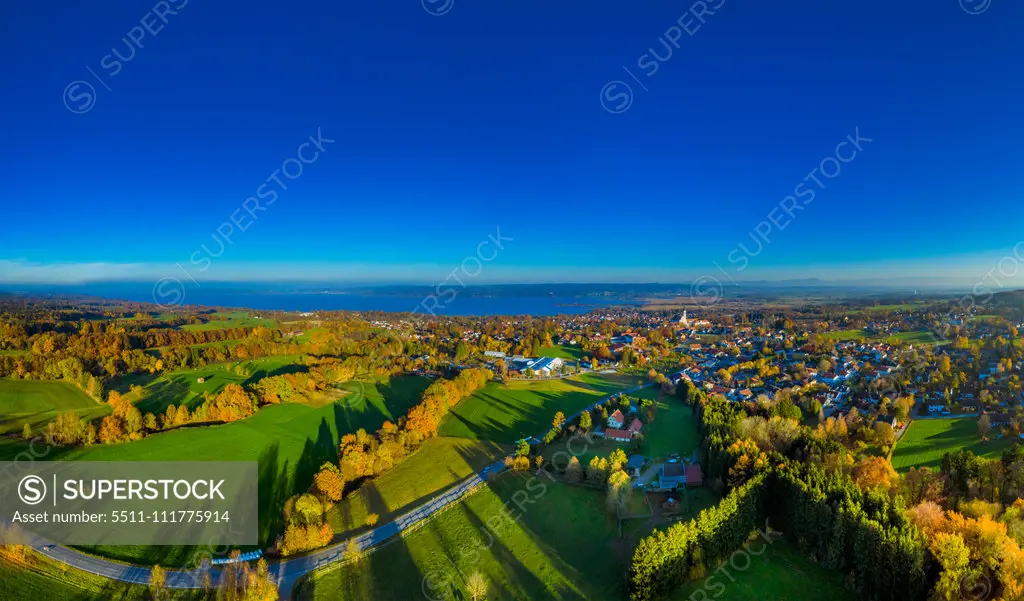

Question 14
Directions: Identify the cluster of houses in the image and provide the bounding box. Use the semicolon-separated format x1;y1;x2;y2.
594;408;644;442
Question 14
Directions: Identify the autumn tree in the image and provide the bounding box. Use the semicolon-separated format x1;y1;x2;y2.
851;456;897;493
579;410;592;432
149;565;168;601
606;469;631;516
466;570;488;601
313;462;344;503
565;456;583;482
874;421;896;449
929;532;971;601
608;448;628;472
553;411;566;429
894;395;914;421
979;414;992;438
344;539;363;563
587;456;609;484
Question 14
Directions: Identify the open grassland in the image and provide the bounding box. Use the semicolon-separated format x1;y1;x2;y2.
892;417;1012;472
326;436;510;533
437;373;640;444
0;380;106;435
118;355;306;414
821;329;865;341
0;551;205;600
819;328;943;346
13;375;428;566
667;540;856;601
181;310;274;332
293;328;329;344
299;475;627;601
887;330;944;346
538;345;585;360
643;398;700;460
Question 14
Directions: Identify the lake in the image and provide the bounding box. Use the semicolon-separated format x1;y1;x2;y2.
1;283;627;316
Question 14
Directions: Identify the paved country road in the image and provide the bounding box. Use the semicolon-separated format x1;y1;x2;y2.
33;459;506;598
32;377;652;599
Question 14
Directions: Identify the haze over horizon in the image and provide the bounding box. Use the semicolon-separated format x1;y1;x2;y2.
4;0;1022;288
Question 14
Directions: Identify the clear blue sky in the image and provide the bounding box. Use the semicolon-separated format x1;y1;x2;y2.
3;0;1023;285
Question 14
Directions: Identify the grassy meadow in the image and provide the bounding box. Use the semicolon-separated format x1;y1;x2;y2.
326;436;509;533
0;551;205;601
119;355;307;413
538;345;585;360
0;380;106;435
298;475;627;601
891;417;1012;472
642;398;699;460
667;540;856;601
821;329;865;341
887;330;945;346
180;310;273;331
437;373;639;444
7;374;431;566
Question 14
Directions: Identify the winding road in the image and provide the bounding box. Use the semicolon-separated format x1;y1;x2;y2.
33;459;505;599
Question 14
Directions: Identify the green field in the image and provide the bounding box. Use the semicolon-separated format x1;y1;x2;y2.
119;355;307;414
437;373;639;444
538;345;584;360
298;476;626;601
0;380;107;435
887;330;944;347
326;436;509;533
668;540;856;601
181;310;274;332
293;327;330;344
643;398;699;460
891;417;1013;472
0;552;204;601
29;375;430;566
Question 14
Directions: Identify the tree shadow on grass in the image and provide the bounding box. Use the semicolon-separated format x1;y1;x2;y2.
243;364;309;388
135;377;194;414
460;496;559;601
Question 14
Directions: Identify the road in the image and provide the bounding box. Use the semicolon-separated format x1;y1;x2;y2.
33;459;506;599
33;375;650;599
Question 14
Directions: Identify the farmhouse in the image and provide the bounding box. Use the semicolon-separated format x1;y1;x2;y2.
608;409;625;429
659;464;686;489
605;428;632;443
658;463;704;490
627;418;643;436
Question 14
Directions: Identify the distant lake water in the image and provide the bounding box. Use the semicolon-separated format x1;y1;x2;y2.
2;283;626;316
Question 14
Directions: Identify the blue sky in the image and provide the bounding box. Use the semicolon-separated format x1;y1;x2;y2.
3;0;1023;285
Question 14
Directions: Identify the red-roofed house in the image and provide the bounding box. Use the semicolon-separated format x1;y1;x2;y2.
627;418;643;435
608;409;625;429
605;428;631;442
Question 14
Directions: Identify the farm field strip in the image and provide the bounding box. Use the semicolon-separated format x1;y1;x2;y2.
891;416;1012;472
